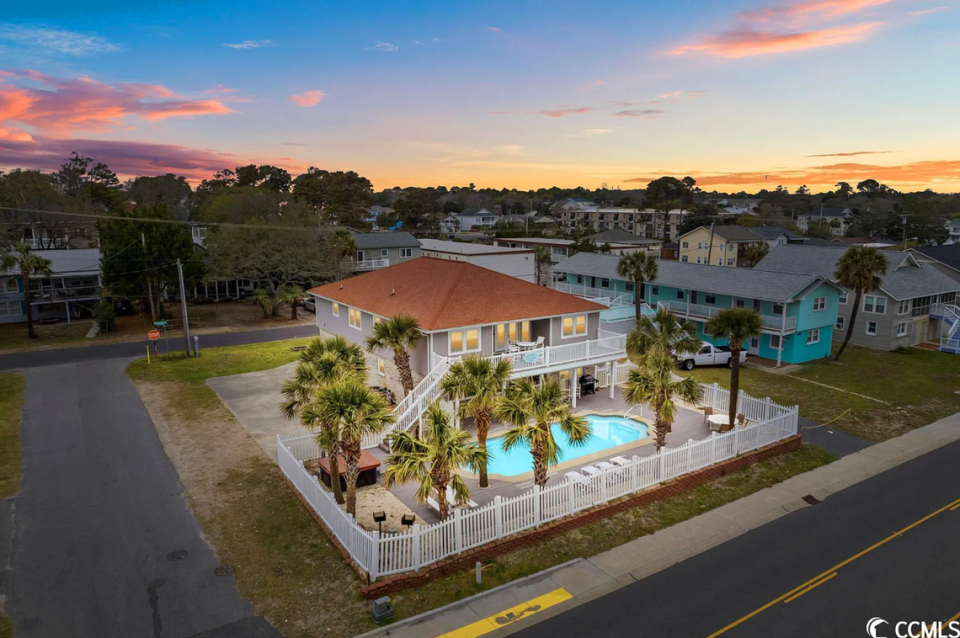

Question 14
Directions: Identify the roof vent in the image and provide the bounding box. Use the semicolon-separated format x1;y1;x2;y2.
391;289;395;296
340;284;343;289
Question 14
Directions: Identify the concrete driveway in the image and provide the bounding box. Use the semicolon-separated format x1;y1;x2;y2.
2;359;280;638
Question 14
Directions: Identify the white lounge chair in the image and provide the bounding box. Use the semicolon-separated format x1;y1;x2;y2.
427;496;442;513
534;336;545;348
565;471;586;483
580;465;601;477
446;485;479;509
610;456;631;467
596;461;616;472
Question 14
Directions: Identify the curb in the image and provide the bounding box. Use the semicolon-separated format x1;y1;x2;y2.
353;558;584;638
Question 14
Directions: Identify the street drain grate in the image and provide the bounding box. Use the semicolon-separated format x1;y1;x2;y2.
802;494;821;505
215;565;235;577
166;549;188;561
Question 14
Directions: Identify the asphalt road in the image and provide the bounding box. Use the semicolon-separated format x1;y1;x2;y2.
0;324;318;371
515;438;960;638
3;359;281;637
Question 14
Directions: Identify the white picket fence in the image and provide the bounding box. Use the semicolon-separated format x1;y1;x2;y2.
277;380;799;582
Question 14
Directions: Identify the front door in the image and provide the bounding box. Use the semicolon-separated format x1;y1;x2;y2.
357;250;365;262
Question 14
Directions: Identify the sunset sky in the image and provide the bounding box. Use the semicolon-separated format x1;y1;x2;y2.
1;0;959;192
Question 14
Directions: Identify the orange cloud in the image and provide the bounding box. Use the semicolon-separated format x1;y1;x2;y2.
807;150;891;157
910;6;948;15
288;90;326;107
624;160;960;190
669;21;884;57
741;0;895;24
0;70;233;136
533;107;596;117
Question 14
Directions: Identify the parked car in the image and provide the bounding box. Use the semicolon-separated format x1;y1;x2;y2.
302;297;316;313
677;341;747;370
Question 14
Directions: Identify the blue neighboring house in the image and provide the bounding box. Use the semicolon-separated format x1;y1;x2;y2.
552;252;843;365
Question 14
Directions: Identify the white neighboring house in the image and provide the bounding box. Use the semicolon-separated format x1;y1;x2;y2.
945;218;960;245
796;207;855;236
418;238;536;282
439;208;498;233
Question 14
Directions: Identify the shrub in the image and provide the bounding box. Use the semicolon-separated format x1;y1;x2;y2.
95;302;117;333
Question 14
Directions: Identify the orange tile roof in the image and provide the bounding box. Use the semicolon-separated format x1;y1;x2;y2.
309;257;605;331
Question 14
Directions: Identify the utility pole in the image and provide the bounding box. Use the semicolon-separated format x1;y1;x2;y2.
177;259;192;357
706;221;716;266
142;232;156;321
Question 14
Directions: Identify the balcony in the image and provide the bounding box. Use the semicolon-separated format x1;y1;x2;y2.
350;258;389;271
658;300;796;333
29;286;101;304
484;331;627;377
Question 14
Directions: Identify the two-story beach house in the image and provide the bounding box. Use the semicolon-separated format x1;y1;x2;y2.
349;232;421;271
439;209;498;234
307;257;626;424
551;252;842;365
796;207;855;236
756;245;960;353
677;226;766;267
1;248;102;324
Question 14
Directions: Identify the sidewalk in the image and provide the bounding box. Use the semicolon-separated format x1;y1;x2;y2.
357;412;960;638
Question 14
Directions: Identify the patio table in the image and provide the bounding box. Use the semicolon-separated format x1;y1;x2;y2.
707;414;731;431
515;340;538;350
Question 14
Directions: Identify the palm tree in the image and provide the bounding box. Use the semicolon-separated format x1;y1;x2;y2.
742;242;769;267
626;306;701;363
2;243;52;339
834;246;887;361
383;403;486;521
533;245;553;286
278;285;306;320
252;288;272;318
366;314;422;396
616;251;658;321
306;379;394;516
622;346;703;450
440;354;512;488
493;378;590;487
705;308;763;428
279;336;367;505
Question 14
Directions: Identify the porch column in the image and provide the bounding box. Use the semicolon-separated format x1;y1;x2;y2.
65;301;71;324
570;368;578;408
777;309;786;368
609;361;617;399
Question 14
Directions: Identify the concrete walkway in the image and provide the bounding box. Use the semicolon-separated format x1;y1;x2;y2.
357;412;960;638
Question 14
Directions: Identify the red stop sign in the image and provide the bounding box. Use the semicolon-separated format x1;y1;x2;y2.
148;329;161;341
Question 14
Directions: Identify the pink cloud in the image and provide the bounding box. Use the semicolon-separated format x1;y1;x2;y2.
740;0;895;24
288;90;326;107
533;107;596;118
485;26;501;32
909;6;948;15
668;21;884;57
0;70;233;137
612;109;665;118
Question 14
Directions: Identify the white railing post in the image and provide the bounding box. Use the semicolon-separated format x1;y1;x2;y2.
494;496;503;537
370;531;380;582
711;432;717;463
687;439;693;471
600;470;607;502
455;507;463;553
413;524;422;570
534;486;541;527
658;448;665;481
631;456;639;491
568;479;575;515
764;397;772;421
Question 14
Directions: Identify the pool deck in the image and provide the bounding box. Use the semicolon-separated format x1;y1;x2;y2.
370;388;710;526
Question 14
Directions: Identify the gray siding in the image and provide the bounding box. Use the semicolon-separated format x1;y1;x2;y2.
357;246;421;265
832;291;918;349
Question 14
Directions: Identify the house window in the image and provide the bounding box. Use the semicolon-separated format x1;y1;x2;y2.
770;335;783;350
600;278;610;289
806;329;820;345
332;302;339;317
0;300;20;317
773;303;785;315
705;294;717;305
866;321;878;336
374;316;382;325
681;241;689;249
2;277;16;293
719;244;725;252
676;289;684;300
898;300;910;315
399;248;413;258
735;299;745;308
348;307;362;330
727;258;735;265
839;292;848;305
496;321;530;350
377;358;386;376
863;295;886;314
651;285;659;296
625;282;634;292
836;316;845;330
562;314;587;338
449;328;481;354
576;275;583;284
381;248;389;257
813;297;826;312
896;322;908;337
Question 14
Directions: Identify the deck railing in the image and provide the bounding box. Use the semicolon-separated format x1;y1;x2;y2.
658;300;796;332
485;333;627;376
350;258;390;271
277;379;798;582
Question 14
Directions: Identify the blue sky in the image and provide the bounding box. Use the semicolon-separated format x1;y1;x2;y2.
2;0;959;191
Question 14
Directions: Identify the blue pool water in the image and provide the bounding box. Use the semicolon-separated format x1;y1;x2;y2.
485;416;650;477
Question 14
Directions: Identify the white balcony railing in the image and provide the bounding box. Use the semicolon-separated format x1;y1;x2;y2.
659;300;797;332
554;282;633;306
485;333;627;375
350;258;389;271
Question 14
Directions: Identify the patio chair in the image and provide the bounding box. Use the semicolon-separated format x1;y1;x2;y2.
610;456;631;467
596;461;616;472
702;406;713;424
736;413;747;427
580;465;601;477
565;471;587;483
508;343;520;354
427;496;442;513
446;485;479;509
534;336;545;349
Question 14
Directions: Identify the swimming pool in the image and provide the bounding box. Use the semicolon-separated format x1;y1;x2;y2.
484;415;650;477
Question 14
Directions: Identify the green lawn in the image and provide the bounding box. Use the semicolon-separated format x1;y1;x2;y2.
0;374;25;499
126;337;835;634
684;345;960;441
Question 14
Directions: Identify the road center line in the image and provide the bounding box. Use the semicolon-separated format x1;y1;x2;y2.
704;496;960;638
783;572;838;604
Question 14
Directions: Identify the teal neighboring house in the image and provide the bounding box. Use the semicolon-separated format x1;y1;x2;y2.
552;252;843;365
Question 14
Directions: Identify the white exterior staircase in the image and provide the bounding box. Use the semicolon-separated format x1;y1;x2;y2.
930;304;960;354
363;356;452;450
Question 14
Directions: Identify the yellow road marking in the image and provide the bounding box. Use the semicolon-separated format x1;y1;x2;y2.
783;573;837;604
949;502;960;511
705;496;960;638
438;588;573;638
947;611;960;623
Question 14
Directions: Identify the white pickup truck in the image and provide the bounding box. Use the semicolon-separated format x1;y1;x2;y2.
677;341;748;371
